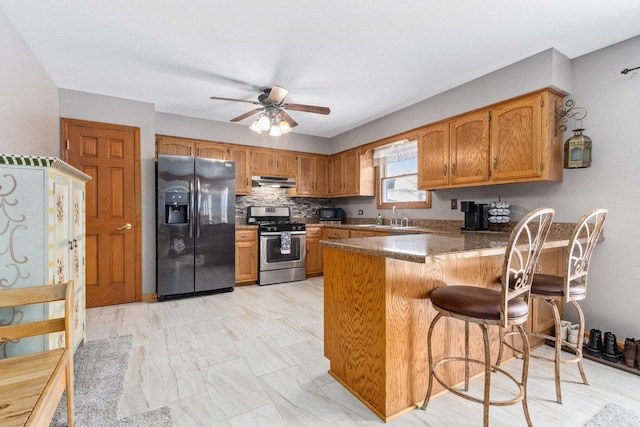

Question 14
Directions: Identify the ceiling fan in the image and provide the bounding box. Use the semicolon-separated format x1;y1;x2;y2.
209;85;330;135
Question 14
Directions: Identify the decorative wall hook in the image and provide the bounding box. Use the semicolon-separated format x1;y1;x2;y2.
555;99;587;133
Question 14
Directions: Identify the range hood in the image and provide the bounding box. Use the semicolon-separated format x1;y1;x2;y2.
251;175;296;188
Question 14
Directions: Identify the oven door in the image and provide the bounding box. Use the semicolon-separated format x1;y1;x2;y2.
259;231;307;271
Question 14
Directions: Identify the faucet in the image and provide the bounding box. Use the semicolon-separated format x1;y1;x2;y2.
392;205;398;226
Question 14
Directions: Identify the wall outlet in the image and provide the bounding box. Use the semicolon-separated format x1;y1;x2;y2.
451;199;458;210
358;210;364;215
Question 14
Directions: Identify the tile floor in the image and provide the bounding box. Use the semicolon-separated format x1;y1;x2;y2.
86;277;640;426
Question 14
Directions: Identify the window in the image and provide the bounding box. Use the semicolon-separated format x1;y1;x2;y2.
374;139;430;208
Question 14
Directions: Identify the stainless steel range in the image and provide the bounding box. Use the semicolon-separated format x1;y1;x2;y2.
247;206;307;285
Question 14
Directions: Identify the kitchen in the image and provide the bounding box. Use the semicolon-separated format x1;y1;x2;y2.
1;1;640;425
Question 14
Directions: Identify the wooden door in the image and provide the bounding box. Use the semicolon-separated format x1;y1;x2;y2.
61;118;140;307
276;152;298;177
251;148;275;175
450;111;489;186
490;93;542;181
235;230;257;284
228;146;251;195
313;155;330;197
329;154;343;196
296;154;314;196
342;149;360;195
418;122;450;189
156;136;193;157
196;141;227;160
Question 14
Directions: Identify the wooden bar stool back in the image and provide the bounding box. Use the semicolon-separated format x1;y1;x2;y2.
421;207;554;427
521;208;607;404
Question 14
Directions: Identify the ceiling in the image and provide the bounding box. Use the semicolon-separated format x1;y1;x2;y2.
2;1;640;138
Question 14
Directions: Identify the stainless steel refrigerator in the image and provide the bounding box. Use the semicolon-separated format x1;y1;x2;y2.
156;154;235;300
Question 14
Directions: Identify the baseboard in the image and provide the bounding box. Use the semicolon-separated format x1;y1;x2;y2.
141;293;157;302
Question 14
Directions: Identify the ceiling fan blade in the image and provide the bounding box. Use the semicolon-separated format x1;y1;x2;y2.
267;85;290;104
210;95;261;105
285;103;331;115
281;111;298;128
230;108;262;122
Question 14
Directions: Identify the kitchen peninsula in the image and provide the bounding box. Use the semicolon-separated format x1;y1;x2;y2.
321;228;570;422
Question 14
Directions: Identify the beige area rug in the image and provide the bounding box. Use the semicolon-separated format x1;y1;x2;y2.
50;335;173;427
585;403;640;427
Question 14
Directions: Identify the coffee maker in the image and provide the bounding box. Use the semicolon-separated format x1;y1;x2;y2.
461;201;489;231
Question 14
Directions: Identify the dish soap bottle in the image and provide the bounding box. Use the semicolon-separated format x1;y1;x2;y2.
376;213;383;225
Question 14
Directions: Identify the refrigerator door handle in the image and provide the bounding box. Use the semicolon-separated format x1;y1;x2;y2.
196;177;201;238
189;179;194;238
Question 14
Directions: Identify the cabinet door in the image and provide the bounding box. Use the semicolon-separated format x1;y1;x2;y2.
490;93;542;181
450;111;489;185
342;149;360;195
156;136;193;157
229;146;251;195
324;227;350;239
313;155;330;197
251;148;275;175
296;154;314;196
305;227;323;275
196;142;228;160
70;180;86;349
329;154;343;196
276;152;298;177
418;122;450;189
235;230;257;284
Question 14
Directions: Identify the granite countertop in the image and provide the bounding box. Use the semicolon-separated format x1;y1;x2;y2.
320;225;573;263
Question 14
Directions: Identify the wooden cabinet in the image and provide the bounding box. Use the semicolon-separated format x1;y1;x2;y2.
157;136;252;195
228;146;251;195
0;155;90;356
329;148;375;197
324;227;350;239
156;136;194;157
235;229;258;284
305;227;324;276
289;154;329;197
418;89;564;190
250;148;298;177
349;229;390;238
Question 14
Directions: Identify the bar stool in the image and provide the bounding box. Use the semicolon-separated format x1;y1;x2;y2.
509;208;608;404
421;208;554;427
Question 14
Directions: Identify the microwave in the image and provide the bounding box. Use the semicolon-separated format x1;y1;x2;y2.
318;207;344;221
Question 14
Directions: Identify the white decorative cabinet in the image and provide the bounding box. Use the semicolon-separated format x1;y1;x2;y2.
0;155;90;357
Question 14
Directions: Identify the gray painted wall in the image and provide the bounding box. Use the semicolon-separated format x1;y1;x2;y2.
1;2;637;339
0;9;58;156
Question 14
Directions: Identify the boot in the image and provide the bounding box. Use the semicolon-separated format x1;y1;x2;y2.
623;338;636;368
602;332;623;362
567;324;580;345
586;329;603;356
560;320;571;341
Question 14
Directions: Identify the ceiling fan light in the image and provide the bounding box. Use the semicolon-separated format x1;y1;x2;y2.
269;124;282;137
279;120;292;134
257;115;271;131
249;120;262;134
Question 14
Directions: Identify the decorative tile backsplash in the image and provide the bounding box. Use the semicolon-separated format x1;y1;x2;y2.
235;186;332;223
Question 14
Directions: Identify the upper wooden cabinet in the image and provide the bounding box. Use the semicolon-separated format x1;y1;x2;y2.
156;135;252;195
289;153;329;198
329;148;374;197
250;148;298;177
418;89;564;190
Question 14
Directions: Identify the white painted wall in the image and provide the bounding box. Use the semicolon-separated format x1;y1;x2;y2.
0;9;58;156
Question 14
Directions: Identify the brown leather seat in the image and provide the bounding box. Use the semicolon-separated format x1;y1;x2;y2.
520;208;607;404
421;208;554;427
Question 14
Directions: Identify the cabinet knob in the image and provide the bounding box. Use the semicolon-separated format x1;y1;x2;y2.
451;163;456;176
493;155;497;169
443;164;447;176
117;223;132;230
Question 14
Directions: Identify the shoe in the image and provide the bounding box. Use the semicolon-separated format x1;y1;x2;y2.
602;332;623;362
586;329;603;356
623;338;636;368
561;320;571;341
567;324;580;345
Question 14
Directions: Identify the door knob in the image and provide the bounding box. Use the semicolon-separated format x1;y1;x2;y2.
117;223;132;230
